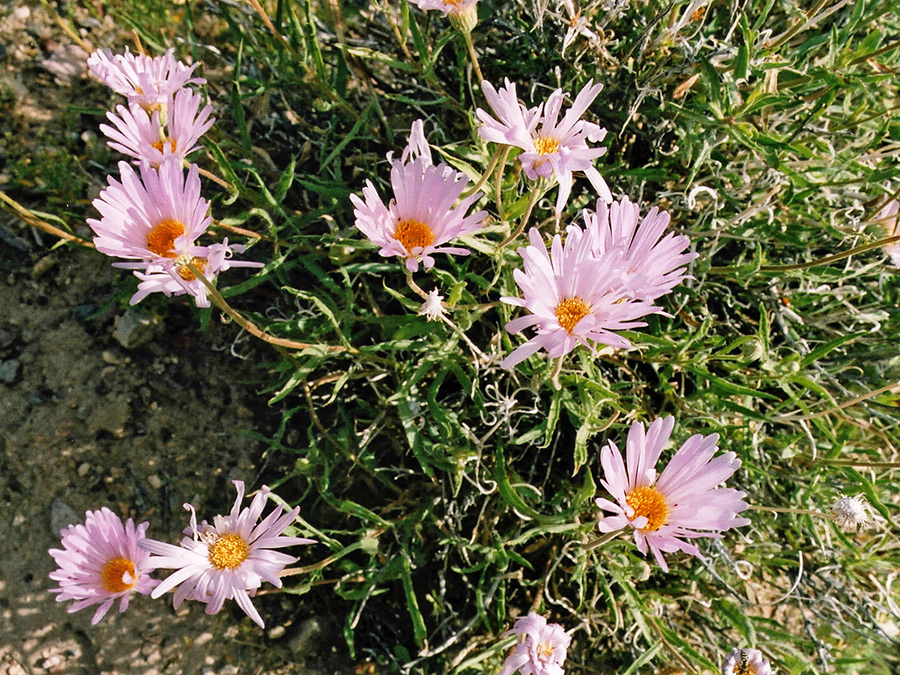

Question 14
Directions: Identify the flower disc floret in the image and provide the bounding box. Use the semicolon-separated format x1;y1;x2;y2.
595;417;750;571
48;507;157;624
140;480;316;628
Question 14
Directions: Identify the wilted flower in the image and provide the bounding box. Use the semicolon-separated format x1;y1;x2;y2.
418;288;446;321
49;507;157;624
87;48;204;109
722;648;772;675
140;480;316;628
477;78;611;213
874;196;900;267
829;494;876;532
88;160;260;306
351;121;486;272
499;612;571;675
100;88;214;166
584;196;697;302
500;225;659;369
595;417;750;571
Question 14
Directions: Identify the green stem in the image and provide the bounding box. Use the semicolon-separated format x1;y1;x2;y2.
184;262;357;354
462;144;504;199
500;187;542;248
582;530;621;551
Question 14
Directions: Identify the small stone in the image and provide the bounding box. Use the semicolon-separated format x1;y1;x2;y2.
267;625;286;640
31;255;57;279
13;6;30;20
77;462;90;477
101;350;120;365
50;499;80;535
114;309;161;349
0;359;20;384
194;632;214;647
288;617;323;656
147;474;162;490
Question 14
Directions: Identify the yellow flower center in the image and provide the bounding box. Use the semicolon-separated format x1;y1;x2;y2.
733;666;753;675
625;486;669;532
100;557;137;593
443;0;463;5
146;219;186;258
175;255;207;281
554;297;591;332
151;138;178;154
394;219;435;255
533;136;560;156
536;641;555;658
207;533;249;570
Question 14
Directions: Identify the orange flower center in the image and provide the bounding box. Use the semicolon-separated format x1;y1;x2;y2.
394;219;435;254
175;256;207;281
100;557;137;593
146;219;186;258
554;297;590;332
151;138;178;154
533;136;560;156
536;641;555;658
207;533;249;570
443;0;463;5
625;486;669;531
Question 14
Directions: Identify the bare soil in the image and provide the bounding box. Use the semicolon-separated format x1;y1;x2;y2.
0;3;355;673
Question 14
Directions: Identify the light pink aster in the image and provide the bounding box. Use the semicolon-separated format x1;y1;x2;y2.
139;480;316;628
87;47;204;109
501;225;660;369
49;507;157;624
874;196;900;267
477;78;612;213
351;121;487;272
499;612;571;675
595;418;750;572
88;160;260;306
722;648;772;675
584;196;697;302
100;88;214;166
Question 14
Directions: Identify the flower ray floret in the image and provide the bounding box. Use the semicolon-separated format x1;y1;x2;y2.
48;507;157;624
351;121;486;272
140;480;316;628
595;417;750;571
88;48;205;108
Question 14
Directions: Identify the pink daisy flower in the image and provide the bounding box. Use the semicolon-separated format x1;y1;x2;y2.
100;88;215;166
499;612;571;675
584;196;697;302
722;648;772;675
595;417;751;572
88;160;260;306
139;480;316;628
87;47;205;109
500;225;660;369
351;121;487;272
48;507;157;624
477;78;612;213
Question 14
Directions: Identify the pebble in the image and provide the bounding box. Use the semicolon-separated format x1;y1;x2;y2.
114;308;161;349
147;474;163;489
50;499;79;535
267;625;286;640
77;462;90;477
0;359;20;383
289;617;323;656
